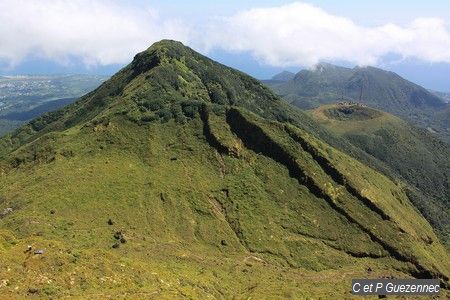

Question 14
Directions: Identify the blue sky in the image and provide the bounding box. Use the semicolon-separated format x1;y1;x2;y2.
1;0;450;91
147;0;450;24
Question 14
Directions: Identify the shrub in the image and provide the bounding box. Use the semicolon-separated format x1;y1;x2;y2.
157;108;172;123
140;113;159;123
181;101;201;118
207;83;228;105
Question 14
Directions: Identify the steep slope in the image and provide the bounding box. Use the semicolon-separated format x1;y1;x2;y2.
311;104;450;245
267;63;450;143
0;46;388;174
437;106;450;133
0;41;449;298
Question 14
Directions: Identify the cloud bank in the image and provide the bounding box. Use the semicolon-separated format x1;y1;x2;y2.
206;2;450;67
0;0;189;67
1;1;450;68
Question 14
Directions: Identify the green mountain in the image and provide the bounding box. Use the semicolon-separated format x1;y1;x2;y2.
266;63;450;143
271;70;296;82
262;71;296;87
0;41;449;298
311;104;450;245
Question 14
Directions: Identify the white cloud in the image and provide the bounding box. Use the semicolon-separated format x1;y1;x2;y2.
1;1;450;69
0;0;190;67
203;2;450;67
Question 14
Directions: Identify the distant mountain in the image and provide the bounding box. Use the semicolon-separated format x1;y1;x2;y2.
311;103;450;245
265;63;450;143
0;40;448;297
271;70;296;82
262;71;296;86
0;74;108;136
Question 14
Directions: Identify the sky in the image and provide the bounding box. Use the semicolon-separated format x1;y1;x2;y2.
1;0;450;91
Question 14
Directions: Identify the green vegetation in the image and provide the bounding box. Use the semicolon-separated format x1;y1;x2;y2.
0;40;449;298
311;104;450;247
264;63;450;144
436;106;450;137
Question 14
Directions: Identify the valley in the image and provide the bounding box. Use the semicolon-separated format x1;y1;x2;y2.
0;75;108;136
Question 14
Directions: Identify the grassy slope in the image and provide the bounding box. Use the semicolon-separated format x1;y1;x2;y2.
311;104;450;245
437;106;450;136
0;41;449;297
1;107;449;297
0;43;405;197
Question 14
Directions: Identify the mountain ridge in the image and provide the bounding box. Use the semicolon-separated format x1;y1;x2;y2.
265;63;450;143
271;70;296;82
0;40;449;297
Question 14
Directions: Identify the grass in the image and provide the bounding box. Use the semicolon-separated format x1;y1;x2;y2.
1;112;448;297
0;40;449;298
311;104;450;247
